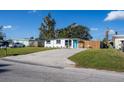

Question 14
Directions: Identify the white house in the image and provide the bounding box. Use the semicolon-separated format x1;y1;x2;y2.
13;39;30;46
44;38;79;48
112;35;124;49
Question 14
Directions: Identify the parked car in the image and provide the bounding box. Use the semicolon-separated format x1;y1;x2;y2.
11;42;25;48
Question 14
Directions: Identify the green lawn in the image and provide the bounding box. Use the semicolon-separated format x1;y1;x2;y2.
69;49;124;72
0;47;54;57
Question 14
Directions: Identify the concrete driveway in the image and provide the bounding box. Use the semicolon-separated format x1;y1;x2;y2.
1;48;85;68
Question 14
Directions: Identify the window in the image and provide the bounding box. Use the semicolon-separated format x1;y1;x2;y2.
46;40;50;44
65;40;72;47
56;40;61;44
65;40;68;46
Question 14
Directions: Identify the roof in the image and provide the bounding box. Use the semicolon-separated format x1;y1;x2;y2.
112;35;124;38
45;38;80;40
13;39;30;41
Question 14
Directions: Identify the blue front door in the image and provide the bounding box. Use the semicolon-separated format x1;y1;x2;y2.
73;40;78;48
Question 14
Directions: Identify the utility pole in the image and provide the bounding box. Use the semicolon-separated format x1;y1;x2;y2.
105;28;110;42
104;28;110;48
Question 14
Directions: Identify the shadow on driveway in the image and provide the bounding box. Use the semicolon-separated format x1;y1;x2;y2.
0;69;11;74
0;64;12;74
0;64;11;67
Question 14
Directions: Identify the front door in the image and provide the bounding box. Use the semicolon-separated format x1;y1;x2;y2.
73;40;78;48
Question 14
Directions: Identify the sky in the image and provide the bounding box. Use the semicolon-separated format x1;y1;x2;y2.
0;10;124;40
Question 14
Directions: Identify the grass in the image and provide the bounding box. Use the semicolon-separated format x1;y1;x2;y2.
69;49;124;72
0;47;54;57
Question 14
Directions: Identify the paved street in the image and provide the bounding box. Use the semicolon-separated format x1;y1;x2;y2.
1;59;124;81
0;48;124;82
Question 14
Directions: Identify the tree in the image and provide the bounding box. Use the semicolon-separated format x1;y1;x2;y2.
39;14;92;40
57;23;92;40
57;28;69;38
101;38;109;48
39;13;56;40
0;26;4;40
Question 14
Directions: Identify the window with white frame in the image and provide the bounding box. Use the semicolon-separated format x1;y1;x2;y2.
56;40;61;44
46;40;51;44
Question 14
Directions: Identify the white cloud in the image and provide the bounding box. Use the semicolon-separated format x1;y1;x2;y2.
3;25;12;29
90;28;98;31
104;11;124;21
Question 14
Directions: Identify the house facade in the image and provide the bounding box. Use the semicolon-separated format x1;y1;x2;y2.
13;39;30;46
112;35;124;49
44;38;79;48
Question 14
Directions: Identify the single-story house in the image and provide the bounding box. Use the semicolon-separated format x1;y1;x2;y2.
112;35;124;49
44;38;79;48
13;39;30;47
44;38;100;48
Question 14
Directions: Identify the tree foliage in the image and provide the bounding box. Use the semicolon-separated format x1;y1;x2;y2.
39;14;92;40
56;23;92;40
39;13;56;40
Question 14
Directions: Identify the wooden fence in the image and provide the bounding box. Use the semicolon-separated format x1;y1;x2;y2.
79;40;100;49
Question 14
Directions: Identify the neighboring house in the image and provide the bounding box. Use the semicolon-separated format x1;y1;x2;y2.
112;35;124;49
44;38;79;48
13;39;30;47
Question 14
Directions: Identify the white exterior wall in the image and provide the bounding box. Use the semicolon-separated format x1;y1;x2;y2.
44;38;78;48
44;40;53;48
53;39;65;48
114;38;124;49
71;40;73;48
44;39;66;48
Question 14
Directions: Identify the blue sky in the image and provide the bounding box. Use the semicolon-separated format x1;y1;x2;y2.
0;10;124;40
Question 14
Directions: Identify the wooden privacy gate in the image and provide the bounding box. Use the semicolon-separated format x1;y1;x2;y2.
79;40;100;49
